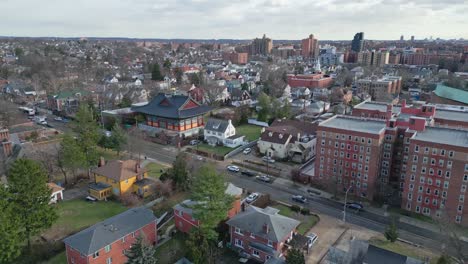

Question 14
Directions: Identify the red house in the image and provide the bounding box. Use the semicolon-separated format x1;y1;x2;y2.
63;207;157;264
174;183;242;233
226;206;300;262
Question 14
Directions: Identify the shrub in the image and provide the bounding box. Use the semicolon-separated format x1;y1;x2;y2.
300;208;310;215
291;205;301;213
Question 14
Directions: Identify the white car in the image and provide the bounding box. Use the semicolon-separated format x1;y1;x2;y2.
54;117;63;121
227;165;240;172
245;192;259;203
243;148;252;155
262;156;276;163
307;233;318;248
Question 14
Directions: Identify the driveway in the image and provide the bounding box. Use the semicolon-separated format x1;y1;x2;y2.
63;186;88;201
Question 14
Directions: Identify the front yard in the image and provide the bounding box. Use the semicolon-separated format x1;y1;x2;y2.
273;204;319;235
43;199;127;240
236;124;262;142
195;143;233;156
369;237;439;263
145;162;170;179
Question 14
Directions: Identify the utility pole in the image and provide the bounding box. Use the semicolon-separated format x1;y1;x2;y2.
343;185;353;223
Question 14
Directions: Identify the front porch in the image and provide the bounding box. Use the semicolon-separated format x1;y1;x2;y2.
89;182;112;200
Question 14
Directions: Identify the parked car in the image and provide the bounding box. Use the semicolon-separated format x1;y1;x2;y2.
190;139;200;145
292;195;307;203
256;175;272;183
262;156;276;163
306;233;318;248
245;192;259;203
241;170;256;177
346;202;364;210
307;189;321;196
243;148;252;155
104;130;112;137
196;155;204;161
54;116;63;121
227;165;240;172
85;196;97;202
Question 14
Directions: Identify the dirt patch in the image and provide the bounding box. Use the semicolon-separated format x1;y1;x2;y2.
305;215;347;263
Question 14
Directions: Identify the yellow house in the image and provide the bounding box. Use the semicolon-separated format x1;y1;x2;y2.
89;158;156;200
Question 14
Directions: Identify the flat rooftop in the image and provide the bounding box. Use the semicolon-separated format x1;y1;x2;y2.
434;109;468;123
354;101;401;113
319;116;386;135
412;127;468;148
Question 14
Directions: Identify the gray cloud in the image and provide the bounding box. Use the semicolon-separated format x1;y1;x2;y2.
0;0;466;39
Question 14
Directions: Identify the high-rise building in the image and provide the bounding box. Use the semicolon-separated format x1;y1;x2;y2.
351;32;365;52
302;34;319;59
357;50;389;67
400;35;404;41
249;34;273;56
411;35;415;41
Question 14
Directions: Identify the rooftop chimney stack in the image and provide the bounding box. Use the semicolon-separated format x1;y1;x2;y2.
99;157;105;167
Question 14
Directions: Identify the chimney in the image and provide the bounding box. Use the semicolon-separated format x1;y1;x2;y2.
386;104;393;120
228;119;232;125
268;132;273;137
263;223;270;234
99;157;105;167
297;133;301;140
135;162;141;173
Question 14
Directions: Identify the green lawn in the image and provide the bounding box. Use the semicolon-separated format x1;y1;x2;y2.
155;232;188;263
43;199;127;240
369;237;436;262
43;251;66;264
273;204;319;235
97;147;121;161
145;162;170;179
236;124;262;141
196;143;233;156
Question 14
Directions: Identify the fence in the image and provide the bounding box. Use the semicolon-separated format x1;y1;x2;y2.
224;139;258;159
247;118;269;127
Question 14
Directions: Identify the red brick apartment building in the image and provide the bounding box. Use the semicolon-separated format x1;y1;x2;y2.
223;52;248;64
173;183;242;233
63;207;157;264
287;73;333;89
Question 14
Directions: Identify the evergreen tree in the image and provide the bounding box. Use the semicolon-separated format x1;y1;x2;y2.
125;236;157;264
186;230;211;264
257;92;271;122
436;254;452;264
60;133;87;180
119;96;132;108
151;63;164;81
0;185;23;264
384;220;399;242
109;123;127;155
190;165;234;240
73;104;100;176
279;99;291;118
163;59;172;70
241;82;249;91
169;153;189;190
286;248;306;264
7;159;58;250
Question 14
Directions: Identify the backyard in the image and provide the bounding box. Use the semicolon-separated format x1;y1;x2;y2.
236;124;262;142
369;237;439;263
195;143;233;156
273;204;320;235
145;161;170;179
152;191;190;216
155;232;188;263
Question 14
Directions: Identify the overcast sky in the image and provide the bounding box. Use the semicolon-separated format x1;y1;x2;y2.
2;0;467;40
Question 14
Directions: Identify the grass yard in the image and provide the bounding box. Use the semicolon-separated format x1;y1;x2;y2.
196;143;233;156
97;147;121;161
42;251;66;264
155;232;188;263
369;237;438;263
145;162;170;179
236;124;262;141
43;199;127;240
273;204;319;235
152;191;190;216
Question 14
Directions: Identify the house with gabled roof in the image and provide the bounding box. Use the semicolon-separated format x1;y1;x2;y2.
203;118;244;147
132;93;212;137
63;207;157;264
226;206;300;262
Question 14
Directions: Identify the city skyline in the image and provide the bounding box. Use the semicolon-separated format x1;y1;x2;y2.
1;0;467;40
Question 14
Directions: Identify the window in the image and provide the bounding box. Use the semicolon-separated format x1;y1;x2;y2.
464;174;468;182
432;148;438;155
444;181;449;189
410;174;415;181
71;257;75;264
427;178;432;185
416;206;420;213
459;195;465;202
408;193;412;200
455;216;461;223
423;157;428;164
440;149;445;156
462;185;467;193
414;145;419;152
445;171;451;179
448;151;454;158
93;251;100;259
106;257;112;264
420;177;425;184
252;250;260;257
423;207;430;215
132;232;135;238
458;205;463;212
105;245;111;253
235;227;243;235
121;236;126;243
447;161;452;169
234;238;243;248
424;147;429;154
425;197;430;204
250;233;255;239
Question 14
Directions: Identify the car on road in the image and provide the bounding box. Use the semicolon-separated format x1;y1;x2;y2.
245;192;259;203
227;165;240;172
241;170;256;177
346;202;364;210
306;233;318;248
54;117;63;121
262;156;276;163
292;195;307;203
307;189;321;196
256;175;272;183
243;148;252;155
189;139;200;145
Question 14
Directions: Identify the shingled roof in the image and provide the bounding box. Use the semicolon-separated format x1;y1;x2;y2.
132;93;212;119
205;118;230;133
226;206;300;242
92;159;146;182
63;207;156;255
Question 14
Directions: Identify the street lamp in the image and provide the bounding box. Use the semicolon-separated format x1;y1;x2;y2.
343;185;353;223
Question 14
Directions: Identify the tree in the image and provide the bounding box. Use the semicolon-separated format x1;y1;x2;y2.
118;96;132;108
168;152;189;190
125;236;157;264
186;230;212;264
384;220;398;242
174;67;183;84
163;58;171;70
7;159;58;250
278;99;291;119
190;165;234;240
14;47;24;57
109;123;127;155
286;248;305;264
0;185;23;264
436;254;452;264
257;92;271;122
73;104;100;177
241;82;249;91
151;63;164;81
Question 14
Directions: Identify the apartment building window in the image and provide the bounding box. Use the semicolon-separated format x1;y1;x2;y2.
414;145;419;152
321;140;325;146
432;148;438;155
423;157;428;164
443;191;447;198
105;245;111;253
366;147;371;153
458;205;463;213
347;144;351;150
354;145;358;151
432;199;438;206
429;168;434;175
424;147;429;154
440;149;446;156
413;155;418;162
93;251;100;258
456;216;461;223
367;139;372;145
342;135;346;140
461;185;466;193
401;173;406;180
418;186;423;193
448;151;454;158
421;167;426;174
459;195;465;202
364;174;368;181
361;146;365;152
465;174;468;182
365;166;369;172
404;147;409;153
416;206;420;213
405;138;410;144
235;227;243;235
427;178;432;185
320;148;325;154
437;170;442;177
408;193;412;200
423;207;430;215
425;197;430;204
365;156;370;163
406;203;411;210
410;174;415;181
322;132;326;137
447;161;452;169
434;190;439;196
361;137;365;143
252;250;260;258
234;238;243;248
335;142;339;148
409;184;414;190
426;188;431;195
411;165;417;172
445;171;451;179
431;159;435;165
340;152;344;158
439;160;444;167
444;181;449;189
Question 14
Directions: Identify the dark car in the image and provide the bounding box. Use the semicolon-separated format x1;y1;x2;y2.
292;195;307;203
241;170;256;177
346;202;364;210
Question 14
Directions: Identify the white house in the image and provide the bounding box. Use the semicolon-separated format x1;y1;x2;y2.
204;118;244;148
48;182;64;204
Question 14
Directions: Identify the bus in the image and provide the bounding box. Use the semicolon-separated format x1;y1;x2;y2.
18;106;36;116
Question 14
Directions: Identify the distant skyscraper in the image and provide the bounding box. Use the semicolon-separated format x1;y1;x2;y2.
250;34;273;56
301;34;319;59
351;32;365;52
411;35;415;41
400;35;404;41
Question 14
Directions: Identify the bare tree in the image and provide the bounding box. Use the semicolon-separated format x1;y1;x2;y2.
202;81;226;105
435;210;468;263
